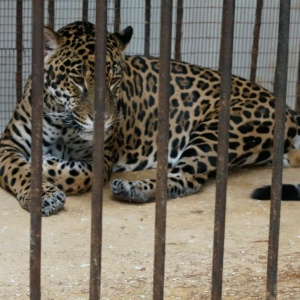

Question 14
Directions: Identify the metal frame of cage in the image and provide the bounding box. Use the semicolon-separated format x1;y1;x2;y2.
23;0;291;299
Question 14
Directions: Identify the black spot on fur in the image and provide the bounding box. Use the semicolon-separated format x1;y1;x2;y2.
66;178;75;185
48;169;56;176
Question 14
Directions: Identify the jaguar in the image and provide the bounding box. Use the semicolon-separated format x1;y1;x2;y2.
1;21;300;216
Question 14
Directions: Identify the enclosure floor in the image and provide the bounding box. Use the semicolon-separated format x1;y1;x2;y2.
0;166;299;299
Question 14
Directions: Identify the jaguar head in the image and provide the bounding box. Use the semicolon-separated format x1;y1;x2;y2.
43;21;133;140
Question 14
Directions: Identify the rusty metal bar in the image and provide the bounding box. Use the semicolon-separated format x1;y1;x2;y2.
82;0;88;22
144;0;151;56
30;0;44;299
174;0;183;61
47;0;55;29
250;0;263;82
296;46;300;114
212;1;235;299
114;0;121;32
16;0;23;103
152;0;173;298
267;1;291;299
89;0;107;299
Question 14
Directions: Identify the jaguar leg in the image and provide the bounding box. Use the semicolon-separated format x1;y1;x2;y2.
42;155;93;194
0;148;65;215
111;128;219;202
42;149;115;194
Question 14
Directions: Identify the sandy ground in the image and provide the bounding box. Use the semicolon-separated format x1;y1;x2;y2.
0;166;300;300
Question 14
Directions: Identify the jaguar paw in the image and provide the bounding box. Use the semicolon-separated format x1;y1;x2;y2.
41;184;66;216
110;179;156;203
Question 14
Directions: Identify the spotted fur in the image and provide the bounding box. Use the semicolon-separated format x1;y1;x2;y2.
1;21;300;215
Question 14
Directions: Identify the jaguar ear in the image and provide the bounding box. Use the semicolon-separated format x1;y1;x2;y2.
114;26;133;51
44;26;62;60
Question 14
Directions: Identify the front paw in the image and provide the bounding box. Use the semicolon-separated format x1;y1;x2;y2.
41;183;66;216
111;179;132;201
110;179;155;203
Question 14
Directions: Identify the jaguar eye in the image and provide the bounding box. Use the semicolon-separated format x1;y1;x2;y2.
111;77;120;84
111;76;120;83
71;76;85;86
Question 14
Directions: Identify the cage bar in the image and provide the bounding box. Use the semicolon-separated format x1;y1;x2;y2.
250;0;263;82
114;0;121;32
296;46;300;114
30;0;45;299
89;0;107;299
47;0;55;29
211;0;235;299
267;1;291;299
16;0;23;103
144;0;151;56
174;0;183;61
82;0;88;22
152;0;173;298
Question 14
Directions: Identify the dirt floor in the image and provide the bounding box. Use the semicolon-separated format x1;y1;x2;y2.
0;166;300;300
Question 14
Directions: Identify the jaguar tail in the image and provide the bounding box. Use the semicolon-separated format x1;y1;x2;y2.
251;184;300;200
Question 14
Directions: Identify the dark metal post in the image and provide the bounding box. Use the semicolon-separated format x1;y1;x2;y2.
267;1;291;299
296;46;300;114
47;0;55;29
82;0;88;22
212;1;235;299
16;0;23;103
152;0;173;299
30;0;44;299
89;0;107;299
144;0;151;56
175;0;183;61
114;0;121;32
250;0;263;82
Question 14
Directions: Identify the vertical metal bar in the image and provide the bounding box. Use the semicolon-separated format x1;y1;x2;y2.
114;0;121;32
153;0;173;299
250;0;263;82
174;0;183;61
30;0;44;299
47;0;55;29
16;0;23;103
82;0;88;22
266;1;290;299
144;0;151;56
89;0;107;299
211;1;235;299
296;46;300;114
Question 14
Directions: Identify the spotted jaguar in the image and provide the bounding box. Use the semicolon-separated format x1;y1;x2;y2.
1;21;300;215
